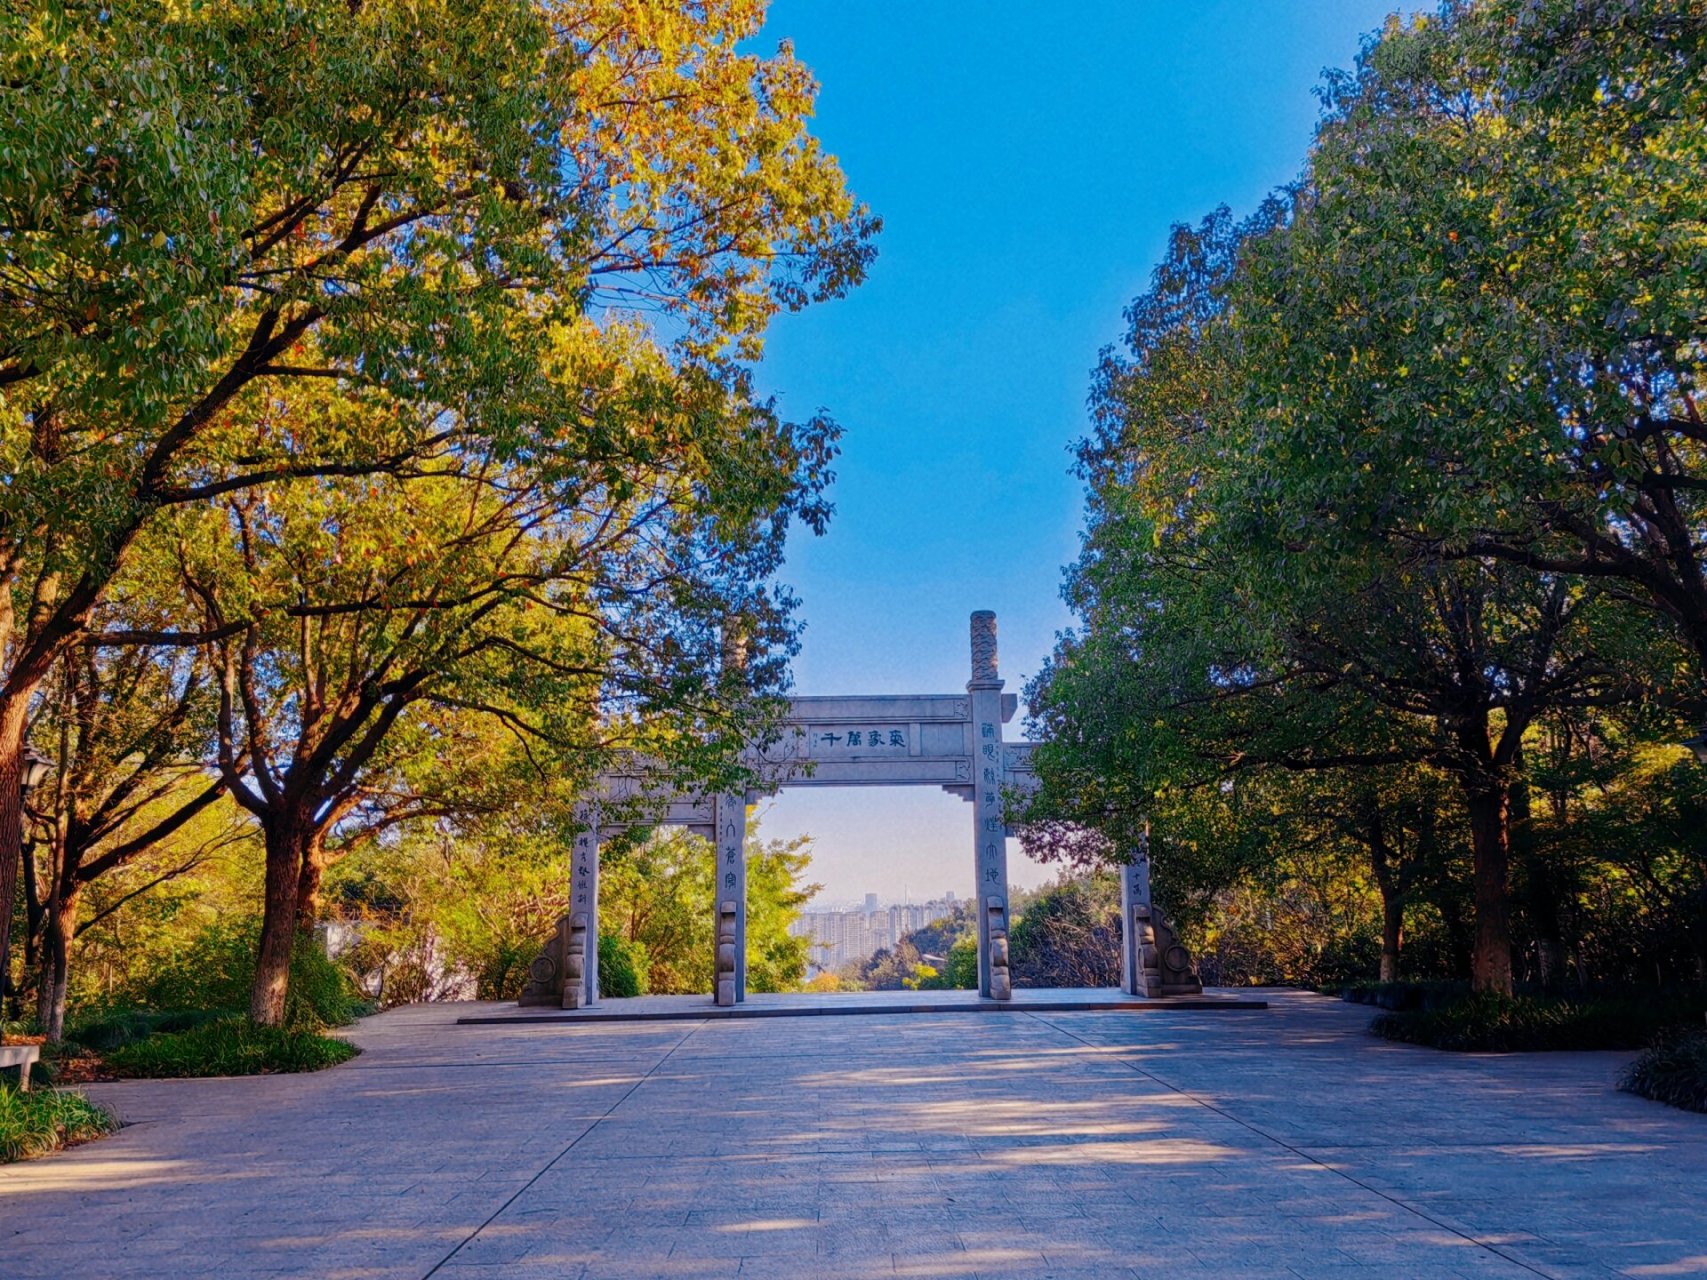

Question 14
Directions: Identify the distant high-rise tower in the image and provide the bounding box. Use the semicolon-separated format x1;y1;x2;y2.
863;893;879;913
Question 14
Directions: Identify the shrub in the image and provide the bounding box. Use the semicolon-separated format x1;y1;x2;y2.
0;1087;115;1162
474;939;535;1001
1337;980;1470;1012
907;937;979;991
284;937;371;1029
599;933;648;999
67;1008;229;1053
946;937;980;990
103;919;369;1031
133;917;258;1012
105;1017;359;1079
1308;931;1385;988
1621;1030;1707;1114
1369;992;1700;1052
903;963;940;990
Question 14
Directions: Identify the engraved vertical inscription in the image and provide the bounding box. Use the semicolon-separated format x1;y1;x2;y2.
967;619;1011;999
715;793;748;1003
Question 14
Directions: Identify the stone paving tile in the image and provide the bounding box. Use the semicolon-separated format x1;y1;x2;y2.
2;992;1704;1277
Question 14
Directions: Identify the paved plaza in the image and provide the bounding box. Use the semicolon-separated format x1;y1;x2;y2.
467;986;1266;1024
1;990;1702;1279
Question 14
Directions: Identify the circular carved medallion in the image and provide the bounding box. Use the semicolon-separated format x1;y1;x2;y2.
528;954;557;984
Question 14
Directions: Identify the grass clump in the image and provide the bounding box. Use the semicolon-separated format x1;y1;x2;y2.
1621;1030;1707;1114
1369;992;1698;1052
105;1017;358;1079
0;1086;115;1162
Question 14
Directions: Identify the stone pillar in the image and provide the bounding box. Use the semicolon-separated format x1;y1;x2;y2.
713;791;748;1005
968;610;1011;999
567;804;600;1007
715;617;751;1006
1120;829;1204;997
1119;837;1152;997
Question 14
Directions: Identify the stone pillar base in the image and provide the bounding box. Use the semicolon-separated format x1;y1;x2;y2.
519;915;571;1007
986;896;1012;1000
1130;904;1203;997
714;899;739;1007
559;914;591;1009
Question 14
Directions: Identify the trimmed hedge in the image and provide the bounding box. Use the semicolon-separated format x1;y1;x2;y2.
0;1086;115;1162
1621;1031;1707;1114
105;1017;359;1079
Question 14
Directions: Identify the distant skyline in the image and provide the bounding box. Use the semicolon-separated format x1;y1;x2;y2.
747;2;1408;901
801;885;960;913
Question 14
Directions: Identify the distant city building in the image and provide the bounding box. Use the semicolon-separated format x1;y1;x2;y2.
791;894;961;976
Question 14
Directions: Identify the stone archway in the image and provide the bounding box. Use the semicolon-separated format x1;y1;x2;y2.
520;612;1200;1009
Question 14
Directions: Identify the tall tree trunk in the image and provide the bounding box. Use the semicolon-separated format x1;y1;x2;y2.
0;694;30;1007
1378;884;1404;983
294;831;328;937
1690;891;1707;993
37;883;77;1042
250;817;311;1026
1527;867;1567;992
1438;893;1473;979
1364;802;1404;984
1511;763;1566;991
1464;783;1514;996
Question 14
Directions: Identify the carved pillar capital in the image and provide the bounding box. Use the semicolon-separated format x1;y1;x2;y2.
969;610;999;687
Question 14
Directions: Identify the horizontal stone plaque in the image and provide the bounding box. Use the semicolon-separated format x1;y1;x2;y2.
784;694;970;723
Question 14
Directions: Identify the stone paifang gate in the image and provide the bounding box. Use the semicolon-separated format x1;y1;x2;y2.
520;612;1201;1010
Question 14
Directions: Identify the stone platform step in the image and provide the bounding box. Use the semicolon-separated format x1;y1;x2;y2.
457;986;1267;1025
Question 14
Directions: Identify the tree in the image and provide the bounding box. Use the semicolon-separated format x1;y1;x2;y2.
602;822;819;996
329;727;585;1004
21;629;246;1037
165;360;831;1023
1021;4;1704;999
844;905;976;992
848;938;924;992
1026;200;1656;994
0;0;875;1011
1519;705;1707;990
1236;1;1707;702
8;549;267;1032
742;829;817;993
1008;871;1124;989
341;813;819;1003
599;828;717;996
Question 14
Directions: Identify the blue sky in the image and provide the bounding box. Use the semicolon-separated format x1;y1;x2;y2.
748;1;1407;905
